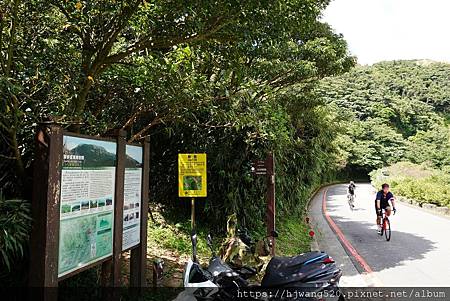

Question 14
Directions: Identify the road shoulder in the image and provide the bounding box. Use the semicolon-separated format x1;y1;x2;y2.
308;187;368;287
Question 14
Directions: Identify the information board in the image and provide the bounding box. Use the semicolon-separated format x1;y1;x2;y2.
58;135;116;277
122;145;143;251
178;153;207;197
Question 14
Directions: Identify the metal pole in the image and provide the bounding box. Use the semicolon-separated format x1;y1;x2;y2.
191;198;195;230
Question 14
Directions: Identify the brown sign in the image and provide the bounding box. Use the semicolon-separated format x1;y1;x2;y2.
251;160;268;175
29;125;150;299
250;153;276;255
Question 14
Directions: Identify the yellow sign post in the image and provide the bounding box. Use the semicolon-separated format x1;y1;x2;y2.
178;153;207;229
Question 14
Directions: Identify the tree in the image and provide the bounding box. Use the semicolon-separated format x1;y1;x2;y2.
319;60;450;174
0;0;355;222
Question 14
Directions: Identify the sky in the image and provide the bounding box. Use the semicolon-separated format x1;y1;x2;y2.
126;145;143;163
322;0;450;65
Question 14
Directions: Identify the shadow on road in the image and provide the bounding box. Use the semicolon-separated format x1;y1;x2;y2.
330;215;436;272
323;185;436;273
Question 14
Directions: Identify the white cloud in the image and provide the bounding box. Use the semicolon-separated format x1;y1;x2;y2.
322;0;450;65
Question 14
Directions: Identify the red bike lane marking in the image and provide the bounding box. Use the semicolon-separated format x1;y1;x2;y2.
322;188;377;276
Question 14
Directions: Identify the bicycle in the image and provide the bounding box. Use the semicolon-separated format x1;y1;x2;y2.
347;193;355;210
378;209;393;241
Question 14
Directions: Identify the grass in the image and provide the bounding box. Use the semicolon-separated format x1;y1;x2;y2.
276;214;311;256
147;209;213;261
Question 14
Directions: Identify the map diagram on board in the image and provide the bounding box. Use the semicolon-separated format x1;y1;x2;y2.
58;135;116;277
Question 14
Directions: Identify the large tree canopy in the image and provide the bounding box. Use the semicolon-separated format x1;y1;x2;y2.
1;0;353;226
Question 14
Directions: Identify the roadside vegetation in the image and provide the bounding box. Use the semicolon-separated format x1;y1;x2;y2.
145;207;312;287
371;162;450;208
319;60;450;206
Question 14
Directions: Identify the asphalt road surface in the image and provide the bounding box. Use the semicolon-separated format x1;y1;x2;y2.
310;183;450;287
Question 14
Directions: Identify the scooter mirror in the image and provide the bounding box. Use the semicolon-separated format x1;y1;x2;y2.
191;229;198;262
206;233;216;256
191;229;198;246
207;234;213;247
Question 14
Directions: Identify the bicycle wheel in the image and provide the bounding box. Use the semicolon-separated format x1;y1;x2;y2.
348;195;354;210
384;217;391;241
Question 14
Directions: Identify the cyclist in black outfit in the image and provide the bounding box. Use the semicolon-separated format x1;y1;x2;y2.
375;183;397;234
347;181;356;209
348;181;355;196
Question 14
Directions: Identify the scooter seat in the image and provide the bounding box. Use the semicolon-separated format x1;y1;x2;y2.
269;252;326;268
207;256;234;277
261;252;328;287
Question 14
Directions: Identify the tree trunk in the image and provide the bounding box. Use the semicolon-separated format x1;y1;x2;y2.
69;77;93;133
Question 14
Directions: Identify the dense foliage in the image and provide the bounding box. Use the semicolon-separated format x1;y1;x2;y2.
0;195;31;284
1;0;354;283
318;60;450;174
319;60;450;208
371;162;450;208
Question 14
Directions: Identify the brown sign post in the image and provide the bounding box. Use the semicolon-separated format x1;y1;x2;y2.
29;124;149;299
29;124;63;293
251;152;276;255
130;137;150;290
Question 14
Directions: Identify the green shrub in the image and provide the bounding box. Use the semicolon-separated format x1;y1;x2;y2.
0;195;32;286
370;162;450;207
0;196;32;271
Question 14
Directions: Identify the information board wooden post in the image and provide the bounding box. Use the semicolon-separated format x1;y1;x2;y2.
29;124;63;300
111;129;126;287
130;136;150;290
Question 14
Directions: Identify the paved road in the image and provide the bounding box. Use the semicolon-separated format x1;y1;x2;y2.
310;183;450;287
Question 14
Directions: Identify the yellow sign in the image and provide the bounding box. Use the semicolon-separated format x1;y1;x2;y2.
178;153;207;197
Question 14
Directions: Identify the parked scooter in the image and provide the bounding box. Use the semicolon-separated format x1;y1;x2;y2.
177;230;343;300
175;230;247;301
231;229;342;295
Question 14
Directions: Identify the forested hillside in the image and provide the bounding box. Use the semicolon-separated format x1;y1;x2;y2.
319;60;450;208
319;60;450;174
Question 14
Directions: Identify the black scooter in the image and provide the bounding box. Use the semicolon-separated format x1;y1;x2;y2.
176;230;343;300
231;229;342;298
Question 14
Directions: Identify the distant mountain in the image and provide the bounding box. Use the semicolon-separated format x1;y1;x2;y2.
70;144;116;167
414;59;447;67
68;143;141;168
125;155;142;168
318;60;450;173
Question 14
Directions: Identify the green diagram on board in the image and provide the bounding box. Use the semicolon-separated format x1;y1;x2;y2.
58;212;113;275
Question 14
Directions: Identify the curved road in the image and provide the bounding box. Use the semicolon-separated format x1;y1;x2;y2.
309;183;450;287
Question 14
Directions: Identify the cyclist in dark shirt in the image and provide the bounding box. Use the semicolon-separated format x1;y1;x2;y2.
375;183;397;233
347;181;356;209
348;181;355;195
